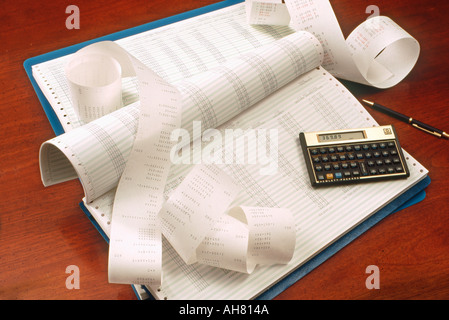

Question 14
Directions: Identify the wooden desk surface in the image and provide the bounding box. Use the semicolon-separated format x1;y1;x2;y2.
1;0;448;300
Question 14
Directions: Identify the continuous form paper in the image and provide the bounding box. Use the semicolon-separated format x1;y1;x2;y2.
39;31;323;203
31;2;419;135
32;4;298;133
246;0;420;88
40;31;316;286
78;67;428;298
35;2;428;299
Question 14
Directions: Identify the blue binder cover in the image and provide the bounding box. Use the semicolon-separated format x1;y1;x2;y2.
25;0;430;300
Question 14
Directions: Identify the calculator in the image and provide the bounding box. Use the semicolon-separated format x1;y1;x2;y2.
299;125;409;187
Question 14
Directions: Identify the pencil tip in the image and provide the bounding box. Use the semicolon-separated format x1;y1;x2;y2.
362;99;373;106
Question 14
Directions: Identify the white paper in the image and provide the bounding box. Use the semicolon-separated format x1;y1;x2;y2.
39;31;323;203
229;206;296;272
65;41;184;286
46;32;317;286
107;54;183;286
247;0;420;88
160;164;296;273
35;3;428;299
159;165;241;265
246;0;291;25
64;41;136;122
345;15;420;88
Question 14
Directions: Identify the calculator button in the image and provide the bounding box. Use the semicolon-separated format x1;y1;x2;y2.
384;159;392;165
376;160;383;166
334;172;342;179
359;162;368;176
362;144;370;150
324;164;331;171
346;146;353;152
341;163;349;169
313;157;321;163
387;167;395;174
395;166;404;172
347;153;355;160
352;170;360;177
330;155;338;162
371;143;378;149
315;165;323;171
333;163;340;170
365;152;372;159
337;146;344;152
326;173;334;180
356;153;364;159
367;160;375;167
379;168;386;174
379;143;387;149
382;151;389;157
321;156;329;162
320;148;327;154
344;171;351;178
350;162;358;168
328;147;336;153
354;145;361;151
390;150;398;156
388;142;395;148
373;151;381;158
339;154;346;161
317;174;325;181
311;149;319;155
370;169;377;175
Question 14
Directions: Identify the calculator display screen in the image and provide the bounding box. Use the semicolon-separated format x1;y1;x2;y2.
318;131;365;142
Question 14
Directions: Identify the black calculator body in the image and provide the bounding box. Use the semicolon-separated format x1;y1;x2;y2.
299;125;410;187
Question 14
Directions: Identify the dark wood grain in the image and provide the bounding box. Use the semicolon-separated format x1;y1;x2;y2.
1;0;448;300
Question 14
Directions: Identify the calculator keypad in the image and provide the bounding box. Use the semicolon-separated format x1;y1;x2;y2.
307;140;408;185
